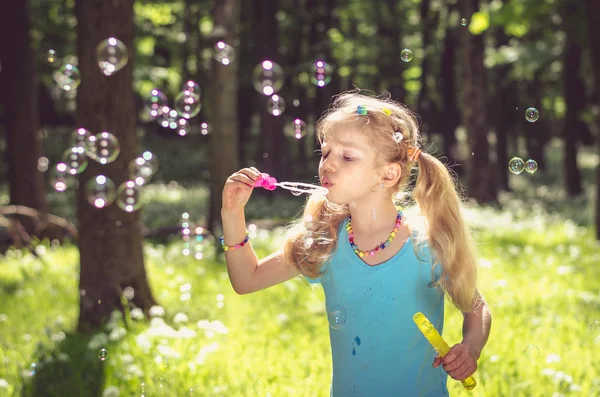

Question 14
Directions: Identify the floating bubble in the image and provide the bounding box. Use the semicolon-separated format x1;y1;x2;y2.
508;157;525;174
328;305;347;329
174;91;201;119
47;49;57;64
214;41;235;65
62;146;88;175
177;118;191;136
311;60;333;87
89;132;120;164
266;95;286;116
461;18;468;26
523;344;539;361
254;380;267;395
284;118;308;140
200;122;211;135
51;163;71;192
96;37;129;76
252;60;284;96
129;152;158;185
123;287;135;300
147;89;169;120
86;175;117;208
116;180;142;212
525;107;539;122
37;157;50;173
158;107;178;129
53;63;81;91
71;128;94;153
98;348;108;361
29;363;37;376
525;159;538;174
400;49;413;62
591;321;600;334
303;236;314;249
182;80;201;97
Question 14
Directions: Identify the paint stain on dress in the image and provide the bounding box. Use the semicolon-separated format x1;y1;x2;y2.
352;336;361;356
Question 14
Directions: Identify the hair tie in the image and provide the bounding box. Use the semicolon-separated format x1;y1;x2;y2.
407;147;422;161
382;108;392;116
357;105;367;115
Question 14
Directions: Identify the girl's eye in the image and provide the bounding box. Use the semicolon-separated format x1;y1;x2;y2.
343;156;354;161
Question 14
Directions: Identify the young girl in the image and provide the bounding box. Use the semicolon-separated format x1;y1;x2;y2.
220;91;491;396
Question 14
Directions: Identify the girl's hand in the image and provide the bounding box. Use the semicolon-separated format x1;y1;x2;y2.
432;343;478;381
221;167;262;214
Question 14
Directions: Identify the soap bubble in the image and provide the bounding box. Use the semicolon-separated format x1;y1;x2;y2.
508;157;525;174
200;122;211;135
214;41;235;65
47;49;57;64
98;348;108;361
328;304;347;329
400;49;413;62
71;128;94;153
89;132;120;164
523;344;539;361
252;60;284;96
62;146;88;175
266;95;286;116
176;118;191;136
284;118;308;140
37;157;50;172
461;18;468;26
525;159;538;174
96;37;129;76
590;320;600;334
50;163;72;192
146;89;169;120
525;107;539;122
181;80;201;97
86;175;117;208
158;107;178;129
53;64;81;91
174;91;201;119
311;60;333;87
116;180;142;212
129;152;158;185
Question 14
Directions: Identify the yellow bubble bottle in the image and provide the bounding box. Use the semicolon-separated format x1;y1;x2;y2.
413;312;477;390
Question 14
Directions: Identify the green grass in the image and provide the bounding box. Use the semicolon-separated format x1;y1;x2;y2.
1;206;600;396
0;139;599;396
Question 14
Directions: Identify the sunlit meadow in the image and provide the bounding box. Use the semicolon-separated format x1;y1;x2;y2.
1;140;599;396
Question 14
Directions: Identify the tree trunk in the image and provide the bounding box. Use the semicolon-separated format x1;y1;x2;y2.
416;0;440;138
255;1;287;181
75;0;156;331
585;0;600;239
0;0;48;234
440;21;460;175
207;0;241;233
459;0;497;203
562;36;583;196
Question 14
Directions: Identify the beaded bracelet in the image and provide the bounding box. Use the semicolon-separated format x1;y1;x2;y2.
220;232;250;251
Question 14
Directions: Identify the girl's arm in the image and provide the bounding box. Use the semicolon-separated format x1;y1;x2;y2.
222;209;298;294
461;290;492;359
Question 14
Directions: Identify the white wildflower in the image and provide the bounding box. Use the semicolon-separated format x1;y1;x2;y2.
149;305;165;317
130;308;145;320
88;333;109;350
102;386;120;397
173;313;189;324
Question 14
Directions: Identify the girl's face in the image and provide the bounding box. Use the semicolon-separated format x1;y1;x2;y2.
318;128;381;205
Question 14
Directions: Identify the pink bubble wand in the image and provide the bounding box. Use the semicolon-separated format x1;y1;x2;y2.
253;173;329;196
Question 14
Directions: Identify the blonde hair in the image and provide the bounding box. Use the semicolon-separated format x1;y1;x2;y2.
282;91;478;313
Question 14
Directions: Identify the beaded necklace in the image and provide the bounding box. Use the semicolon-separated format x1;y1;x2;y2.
346;208;403;258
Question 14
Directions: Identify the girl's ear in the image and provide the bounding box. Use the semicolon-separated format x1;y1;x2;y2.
384;163;402;184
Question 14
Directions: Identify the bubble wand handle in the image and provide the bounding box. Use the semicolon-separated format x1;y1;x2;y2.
413;312;477;391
